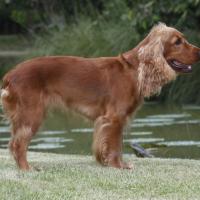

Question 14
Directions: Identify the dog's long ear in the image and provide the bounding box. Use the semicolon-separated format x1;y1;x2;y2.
137;38;176;97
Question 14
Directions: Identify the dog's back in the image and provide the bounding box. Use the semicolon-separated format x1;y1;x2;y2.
2;56;109;119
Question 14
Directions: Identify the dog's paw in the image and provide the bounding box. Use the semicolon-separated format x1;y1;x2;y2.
30;165;42;171
121;162;133;170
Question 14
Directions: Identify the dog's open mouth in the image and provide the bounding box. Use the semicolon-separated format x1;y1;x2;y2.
168;60;192;73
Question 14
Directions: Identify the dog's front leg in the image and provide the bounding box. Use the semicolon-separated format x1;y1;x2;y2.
92;115;132;169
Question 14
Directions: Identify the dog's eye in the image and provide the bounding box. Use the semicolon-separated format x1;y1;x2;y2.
175;38;182;45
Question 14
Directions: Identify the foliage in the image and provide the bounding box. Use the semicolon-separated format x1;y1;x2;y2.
1;0;200;32
33;16;139;58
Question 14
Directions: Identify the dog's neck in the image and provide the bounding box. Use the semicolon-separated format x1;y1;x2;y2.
122;35;150;68
122;48;139;68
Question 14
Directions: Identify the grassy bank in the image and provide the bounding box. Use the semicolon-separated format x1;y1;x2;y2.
0;149;200;200
0;34;32;78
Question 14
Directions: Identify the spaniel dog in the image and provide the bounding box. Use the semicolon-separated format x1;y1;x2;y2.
1;23;200;170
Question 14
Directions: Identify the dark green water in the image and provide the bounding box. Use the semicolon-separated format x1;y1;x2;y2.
1;103;200;159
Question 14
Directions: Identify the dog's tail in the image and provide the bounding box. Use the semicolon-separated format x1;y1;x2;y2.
0;87;10;124
1;78;11;105
0;78;17;123
1;88;9;99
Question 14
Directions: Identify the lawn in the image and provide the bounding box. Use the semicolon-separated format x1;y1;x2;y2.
0;149;200;200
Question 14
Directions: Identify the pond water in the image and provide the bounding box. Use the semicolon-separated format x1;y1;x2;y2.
1;103;200;159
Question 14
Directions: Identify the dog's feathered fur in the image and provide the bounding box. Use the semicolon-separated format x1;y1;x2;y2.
137;24;177;97
1;23;200;170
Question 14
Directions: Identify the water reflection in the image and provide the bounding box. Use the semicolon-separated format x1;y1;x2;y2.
0;104;200;159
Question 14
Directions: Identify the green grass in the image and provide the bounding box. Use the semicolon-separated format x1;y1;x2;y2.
32;16;200;105
0;149;200;200
0;34;32;78
0;35;31;51
32;16;139;57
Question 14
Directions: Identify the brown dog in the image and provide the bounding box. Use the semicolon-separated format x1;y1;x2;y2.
1;23;200;170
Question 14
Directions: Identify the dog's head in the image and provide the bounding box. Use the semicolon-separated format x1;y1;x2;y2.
137;23;200;97
163;27;200;73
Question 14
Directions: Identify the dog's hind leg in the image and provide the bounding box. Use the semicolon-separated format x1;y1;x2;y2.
9;107;45;170
9;126;32;170
1;85;45;170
